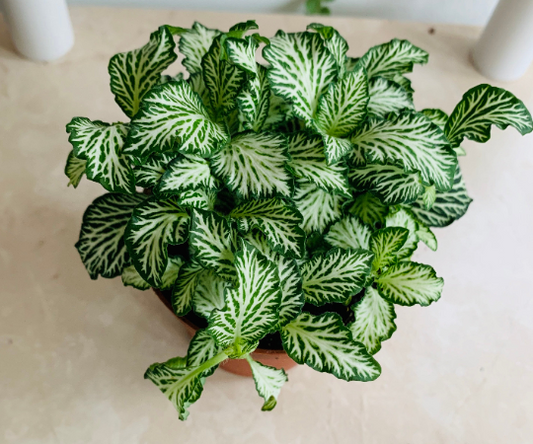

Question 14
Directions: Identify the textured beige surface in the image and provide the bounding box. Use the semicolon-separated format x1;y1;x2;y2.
1;7;532;444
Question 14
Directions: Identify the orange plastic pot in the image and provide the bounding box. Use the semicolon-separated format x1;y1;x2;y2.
153;289;298;377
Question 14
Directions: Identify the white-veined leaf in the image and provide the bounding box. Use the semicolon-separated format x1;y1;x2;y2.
421;108;467;157
122;256;183;290
189;210;236;280
315;65;369;163
348;191;388;227
156;155;216;195
108;26;177;118
294;180;343;233
385;207;419;260
231;198;305;259
187;329;223;377
350;112;457;191
243;230;304;327
208;242;281;354
225;36;258;76
370;227;408;271
125;197;190;287
211;131;291;199
325;215;371;250
263;31;337;123
188;72;213;114
281;312;381;381
416;219;438;251
350;286;396;354
65;150;86;188
66;118;135;194
202;36;246;114
301;248;374;306
124;81;229;160
410;165;472;227
172;260;204;316
192;269;227;319
236;65;271;131
349;163;424;205
178;188;217;211
179;22;221;74
358;39;428;79
133;152;175;189
445;84;533;148
263;92;291;130
76;193;145;279
345;56;359;73
421;185;436;210
287;132;350;195
367;77;414;118
246;355;287;411
307;23;348;77
376;261;443;306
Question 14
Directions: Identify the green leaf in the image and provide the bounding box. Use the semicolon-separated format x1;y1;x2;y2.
293;180;343;233
65;150;86;188
301;248;374;306
410;165;472;227
179;22;221;74
367;77;414;118
358;39;428;79
305;0;333;15
227;20;259;39
179;188;217;211
133;152;175;189
281;312;381;381
307;23;348;77
421;185;436;210
108;26;177;118
385;207;419;260
324;215;371;250
348;163;424;205
263;93;291;130
263;31;337;123
192;269;227;319
420;108;448;129
156;155;216;195
370;227;408;271
350;286;397;354
236;65;271;131
243;231;304;327
348;191;388;227
376;261;444;306
66;118;135;194
314;65;369;162
188;72;213;114
208;242;281;354
122;256;182;290
445;84;533;148
231;198;305;259
202;36;246;114
287;132;350;195
211;131;291;199
172;260;204;316
350;112;457;191
124;81;229;161
187;329;223;377
76;193;145;279
125;197;190;287
189;210;236;280
246;355;287;411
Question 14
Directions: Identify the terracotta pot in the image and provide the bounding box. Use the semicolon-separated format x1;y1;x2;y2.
153;289;298;377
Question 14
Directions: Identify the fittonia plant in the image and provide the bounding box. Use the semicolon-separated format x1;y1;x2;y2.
65;20;532;419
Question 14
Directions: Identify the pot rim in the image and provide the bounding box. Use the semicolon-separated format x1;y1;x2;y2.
153;288;288;355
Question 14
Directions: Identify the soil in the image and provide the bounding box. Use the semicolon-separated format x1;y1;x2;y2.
160;288;364;351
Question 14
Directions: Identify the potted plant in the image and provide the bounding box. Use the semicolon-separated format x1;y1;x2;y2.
65;20;532;420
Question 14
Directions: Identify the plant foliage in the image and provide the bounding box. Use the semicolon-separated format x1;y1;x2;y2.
66;20;532;419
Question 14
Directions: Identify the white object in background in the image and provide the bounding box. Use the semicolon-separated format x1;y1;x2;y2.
472;0;533;81
0;0;74;62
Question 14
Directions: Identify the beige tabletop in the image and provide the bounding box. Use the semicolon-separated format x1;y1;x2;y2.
1;6;532;444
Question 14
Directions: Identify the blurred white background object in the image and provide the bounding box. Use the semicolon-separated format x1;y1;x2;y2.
66;0;499;26
472;0;533;81
1;0;74;61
